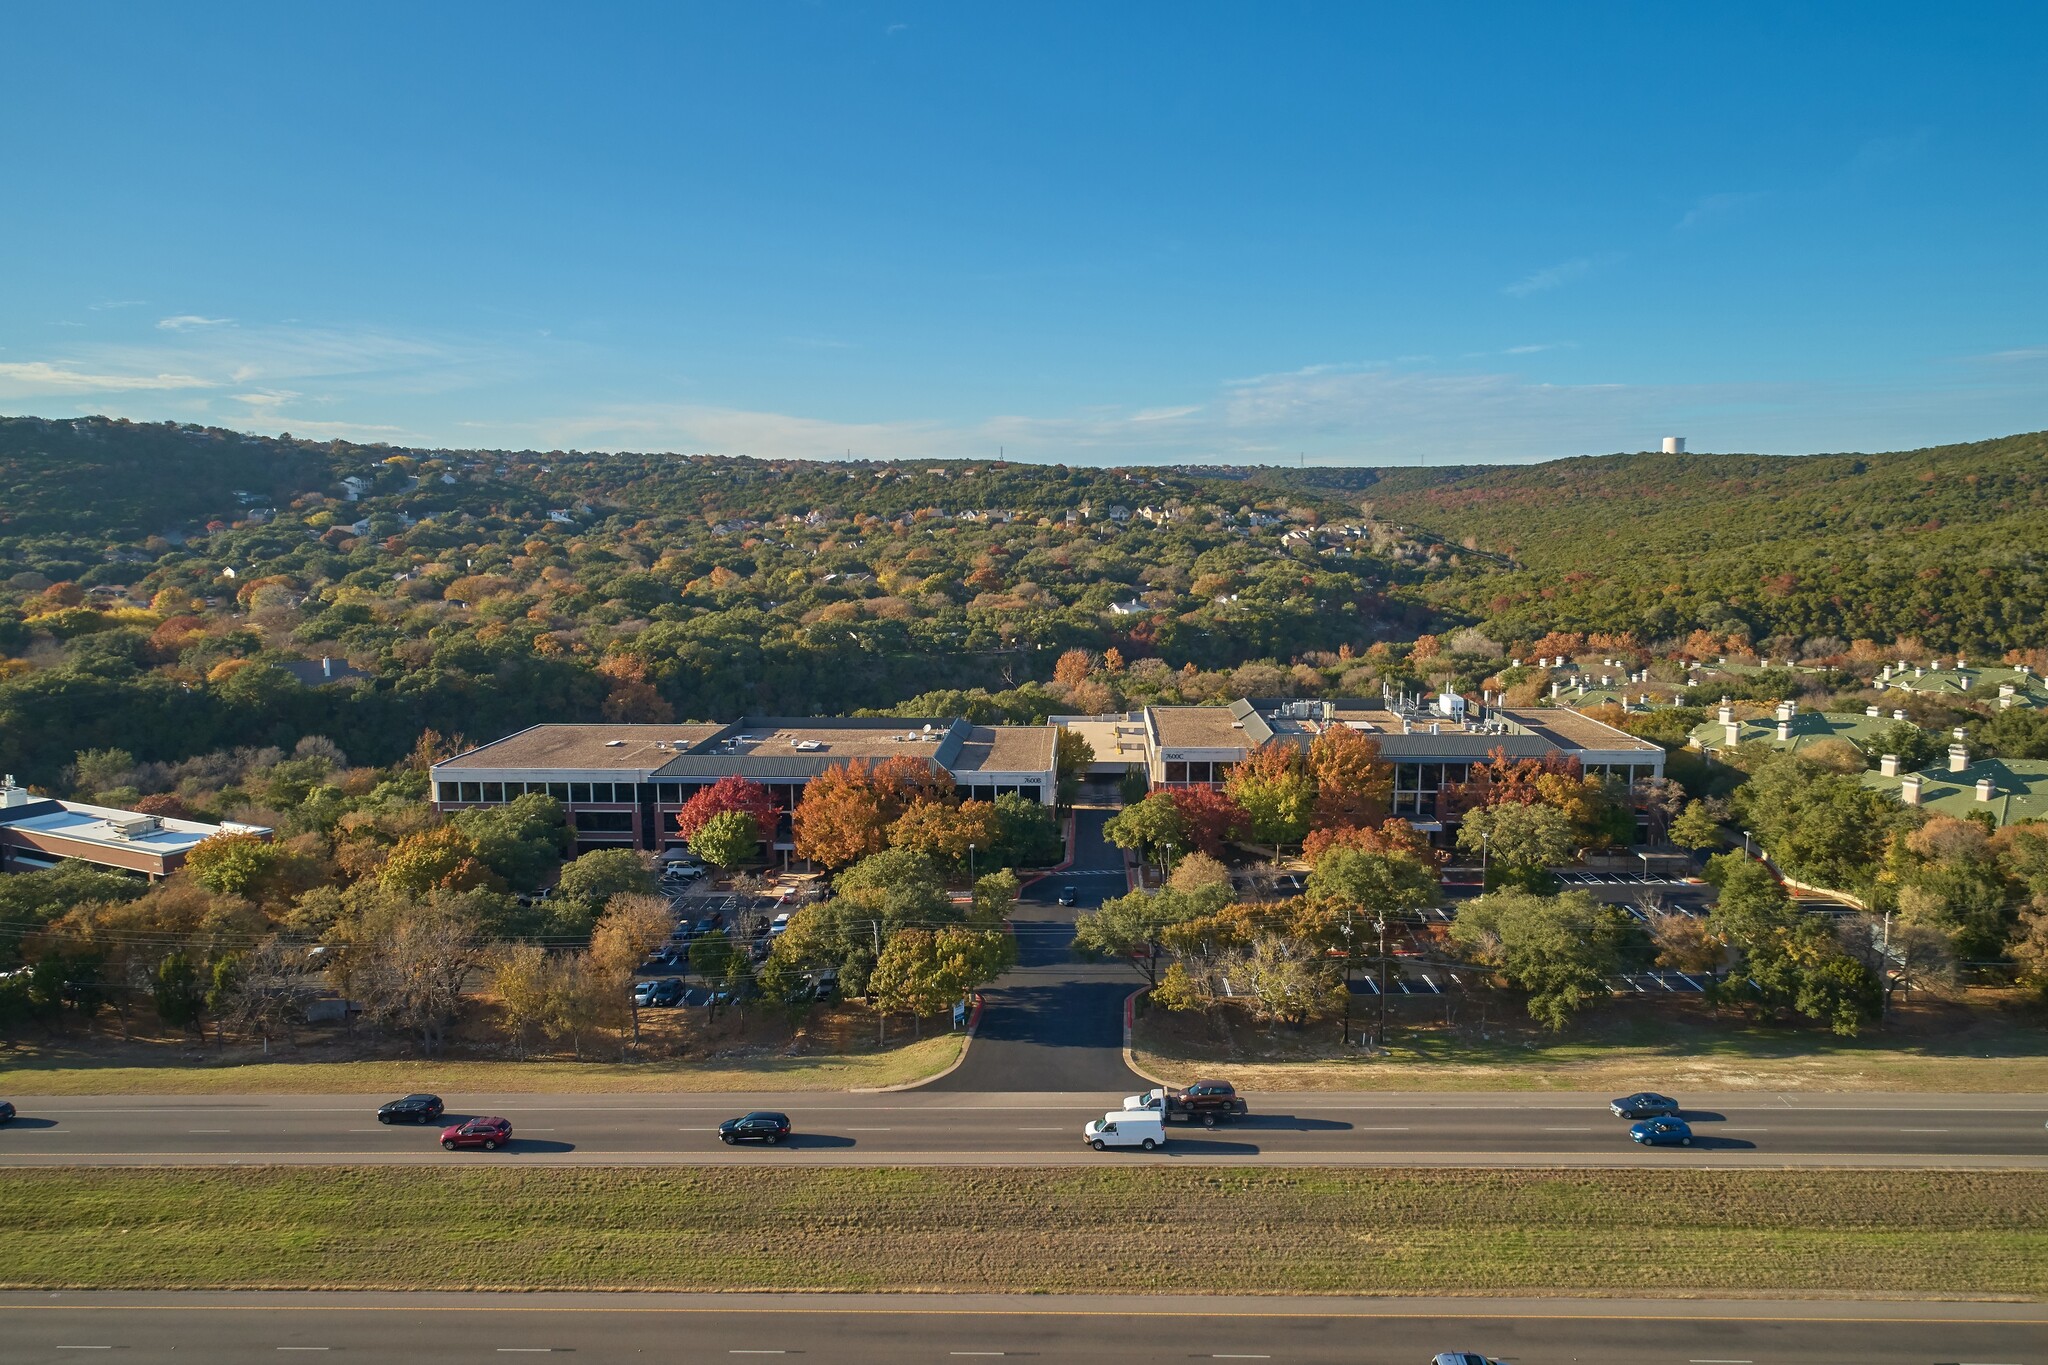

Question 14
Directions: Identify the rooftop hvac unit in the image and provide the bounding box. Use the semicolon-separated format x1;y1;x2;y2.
104;814;161;840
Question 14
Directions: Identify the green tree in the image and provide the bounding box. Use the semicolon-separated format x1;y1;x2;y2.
689;928;735;980
1668;800;1721;852
1103;794;1188;876
449;792;569;892
1306;847;1441;921
1449;889;1626;1030
553;848;657;927
690;809;760;869
185;832;283;898
1456;801;1574;882
1074;882;1229;986
1225;743;1315;856
152;951;205;1032
970;868;1021;924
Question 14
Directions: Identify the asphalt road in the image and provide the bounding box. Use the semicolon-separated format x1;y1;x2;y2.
4;1291;2043;1363
4;1090;2042;1167
927;805;1147;1092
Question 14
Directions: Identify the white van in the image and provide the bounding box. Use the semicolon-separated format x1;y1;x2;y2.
1084;1111;1165;1151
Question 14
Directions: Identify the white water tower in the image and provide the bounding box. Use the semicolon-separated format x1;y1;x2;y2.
1662;436;1686;454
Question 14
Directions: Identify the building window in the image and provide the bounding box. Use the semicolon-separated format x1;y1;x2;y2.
570;783;591;803
437;782;460;802
574;810;635;832
589;782;612;803
458;782;482;803
1020;784;1042;804
658;782;680;803
481;783;503;803
548;783;570;801
1165;760;1188;783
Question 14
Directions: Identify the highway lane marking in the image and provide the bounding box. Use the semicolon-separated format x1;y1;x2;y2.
54;1349;113;1352
1352;1126;1411;1131
843;1127;893;1131
277;1348;330;1352
187;1129;231;1134
1899;1128;1950;1132
1691;1359;1753;1362
950;1353;1006;1357
1543;1126;1592;1131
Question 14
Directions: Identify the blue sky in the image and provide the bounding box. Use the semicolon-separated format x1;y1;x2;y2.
4;2;2046;464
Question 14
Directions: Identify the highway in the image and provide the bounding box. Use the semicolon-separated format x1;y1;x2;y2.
3;1089;2042;1167
3;1291;2042;1363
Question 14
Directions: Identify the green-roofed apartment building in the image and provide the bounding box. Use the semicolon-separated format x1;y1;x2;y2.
1861;738;2048;828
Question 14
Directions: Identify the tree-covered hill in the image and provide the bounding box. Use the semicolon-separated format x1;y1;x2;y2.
1267;431;2048;654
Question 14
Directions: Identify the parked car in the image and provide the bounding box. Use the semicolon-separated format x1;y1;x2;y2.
810;969;839;1002
0;1100;15;1124
1433;1354;1498;1365
649;977;684;1007
1610;1092;1681;1119
440;1116;513;1150
662;863;705;882
1084;1110;1164;1151
633;979;661;1008
376;1093;445;1124
1629;1117;1694;1147
719;1111;792;1144
769;912;791;936
1055;885;1078;906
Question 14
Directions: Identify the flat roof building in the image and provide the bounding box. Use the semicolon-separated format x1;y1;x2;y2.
0;779;271;879
432;718;1058;854
1124;694;1663;834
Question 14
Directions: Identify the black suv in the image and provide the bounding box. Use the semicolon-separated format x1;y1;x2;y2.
648;977;685;1007
377;1093;445;1124
719;1111;792;1145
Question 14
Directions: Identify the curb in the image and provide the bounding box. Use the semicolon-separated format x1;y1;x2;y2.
1122;986;1174;1087
854;993;983;1093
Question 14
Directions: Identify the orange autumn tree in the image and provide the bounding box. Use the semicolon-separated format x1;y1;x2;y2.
1302;817;1445;870
793;756;957;868
1307;723;1392;831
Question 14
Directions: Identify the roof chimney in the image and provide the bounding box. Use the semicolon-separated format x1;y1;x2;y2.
1723;720;1742;747
1879;753;1901;777
1976;776;1997;803
1775;720;1792;742
1;775;26;809
1775;699;1797;722
1949;743;1970;773
1900;773;1922;805
1893;709;1908;722
1717;699;1734;724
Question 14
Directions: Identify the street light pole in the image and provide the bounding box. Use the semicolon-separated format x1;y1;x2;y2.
1479;831;1490;886
1742;829;1753;858
968;842;976;884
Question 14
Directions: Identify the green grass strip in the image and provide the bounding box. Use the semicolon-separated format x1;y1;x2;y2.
2;1166;2043;1294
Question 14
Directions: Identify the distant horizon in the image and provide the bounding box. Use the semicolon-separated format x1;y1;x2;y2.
4;5;2044;464
7;408;2044;473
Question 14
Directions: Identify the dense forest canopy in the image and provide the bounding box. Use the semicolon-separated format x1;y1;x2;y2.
3;413;2046;788
1259;431;2048;653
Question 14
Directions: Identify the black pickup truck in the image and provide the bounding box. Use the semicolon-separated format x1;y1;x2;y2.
1122;1079;1248;1127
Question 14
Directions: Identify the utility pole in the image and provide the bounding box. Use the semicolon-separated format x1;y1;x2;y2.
1375;916;1389;1047
1341;913;1354;1045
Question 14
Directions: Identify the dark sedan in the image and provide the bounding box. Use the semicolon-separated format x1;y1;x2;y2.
1629;1117;1694;1147
441;1116;513;1150
0;1100;15;1124
376;1093;445;1124
1610;1092;1681;1119
1055;885;1078;906
719;1111;792;1145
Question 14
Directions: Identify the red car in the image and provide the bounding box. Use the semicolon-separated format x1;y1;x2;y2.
440;1116;513;1151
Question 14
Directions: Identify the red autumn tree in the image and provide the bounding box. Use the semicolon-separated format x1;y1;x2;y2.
1446;746;1583;815
1163;785;1248;857
674;774;780;841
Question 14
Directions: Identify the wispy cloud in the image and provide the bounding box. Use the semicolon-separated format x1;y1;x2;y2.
1968;345;2048;364
157;315;235;331
0;361;215;395
1129;405;1202;422
88;299;148;312
1676;191;1763;231
1503;257;1593;298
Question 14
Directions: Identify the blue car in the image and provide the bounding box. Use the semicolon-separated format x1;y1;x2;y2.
1629;1117;1694;1147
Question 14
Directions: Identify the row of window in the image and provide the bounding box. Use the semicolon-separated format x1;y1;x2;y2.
437;779;1047;807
